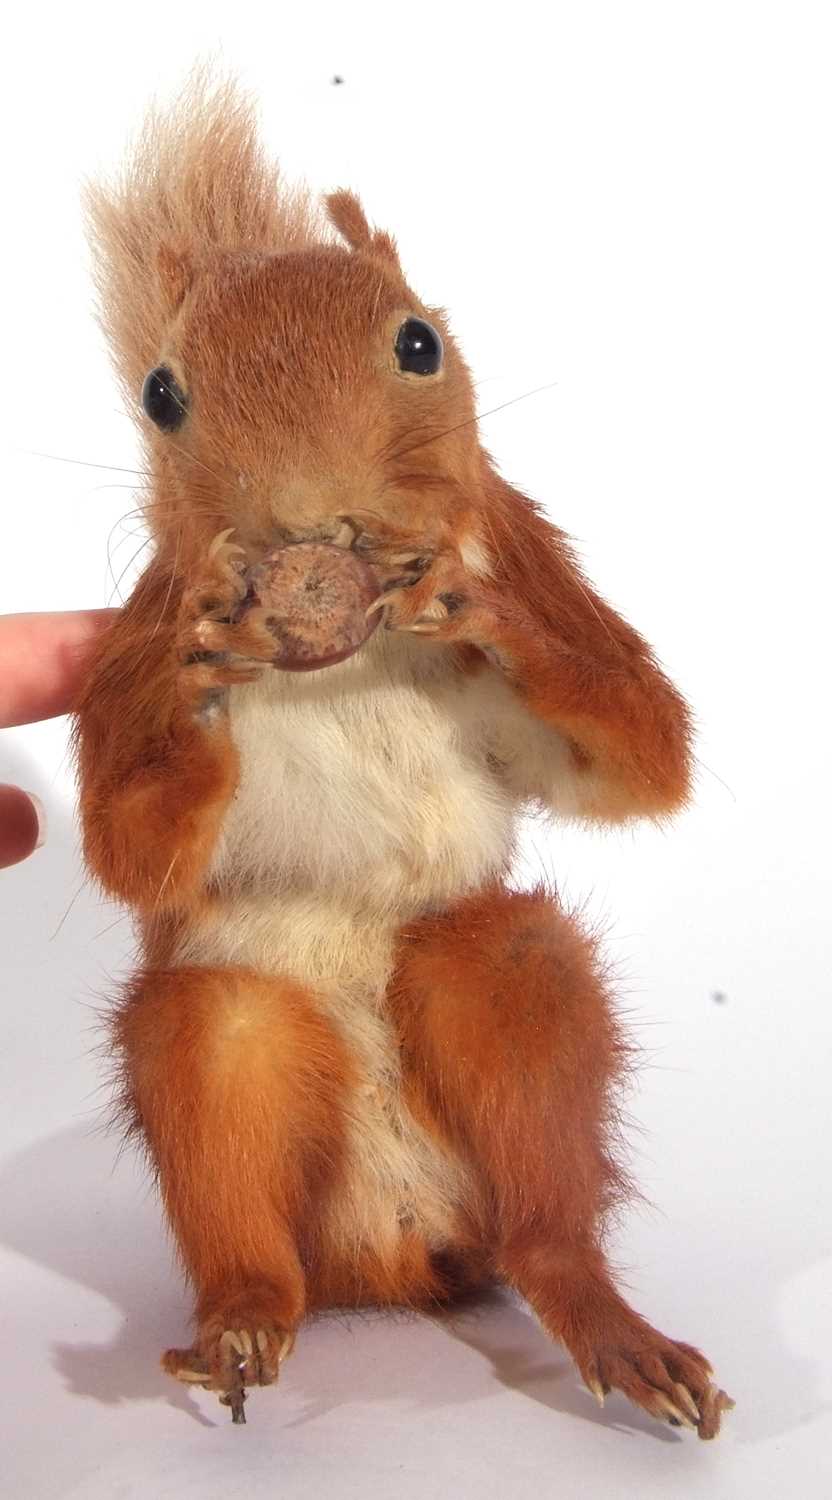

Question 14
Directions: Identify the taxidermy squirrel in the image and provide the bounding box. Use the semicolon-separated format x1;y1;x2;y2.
74;76;733;1434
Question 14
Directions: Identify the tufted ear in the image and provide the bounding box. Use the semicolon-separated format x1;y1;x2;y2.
324;189;400;267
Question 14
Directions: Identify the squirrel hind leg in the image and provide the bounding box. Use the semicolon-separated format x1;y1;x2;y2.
388;882;733;1439
113;962;352;1417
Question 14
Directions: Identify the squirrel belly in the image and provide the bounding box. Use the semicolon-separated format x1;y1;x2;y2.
165;627;514;1276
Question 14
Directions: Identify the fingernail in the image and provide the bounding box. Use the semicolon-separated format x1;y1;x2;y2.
27;792;47;850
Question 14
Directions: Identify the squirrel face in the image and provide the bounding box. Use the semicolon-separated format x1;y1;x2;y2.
140;246;484;559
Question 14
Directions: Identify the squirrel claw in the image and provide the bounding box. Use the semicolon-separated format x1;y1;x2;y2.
218;1355;248;1424
208;526;246;562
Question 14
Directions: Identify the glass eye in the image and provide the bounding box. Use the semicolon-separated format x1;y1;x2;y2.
141;365;188;431
394;318;444;376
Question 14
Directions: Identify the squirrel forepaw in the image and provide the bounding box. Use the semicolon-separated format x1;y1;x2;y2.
361;542;497;644
176;530;274;710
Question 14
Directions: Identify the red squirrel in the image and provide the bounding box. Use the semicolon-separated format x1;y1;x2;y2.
74;77;733;1435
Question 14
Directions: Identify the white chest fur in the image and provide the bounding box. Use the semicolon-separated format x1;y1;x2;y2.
208;629;515;926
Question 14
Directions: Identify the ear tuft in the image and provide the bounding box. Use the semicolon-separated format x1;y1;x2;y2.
325;189;400;266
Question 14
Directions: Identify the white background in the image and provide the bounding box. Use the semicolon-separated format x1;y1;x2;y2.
1;3;830;1496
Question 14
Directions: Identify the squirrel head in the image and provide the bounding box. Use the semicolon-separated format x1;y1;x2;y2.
87;78;488;567
140;227;482;555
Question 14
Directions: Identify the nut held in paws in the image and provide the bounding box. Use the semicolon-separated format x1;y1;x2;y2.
233;542;381;671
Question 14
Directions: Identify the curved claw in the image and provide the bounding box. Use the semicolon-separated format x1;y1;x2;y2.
365;593;393;619
653;1391;697;1430
673;1382;701;1424
208;526;246;561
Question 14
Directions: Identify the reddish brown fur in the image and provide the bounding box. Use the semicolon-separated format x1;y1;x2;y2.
115;966;349;1322
389;884;635;1245
72;75;731;1437
388;886;729;1436
479;475;693;814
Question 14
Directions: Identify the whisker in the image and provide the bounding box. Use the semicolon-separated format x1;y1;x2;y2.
105;505;154;601
165;435;225;485
107;517;152;552
92;911;132;942
151;370;188;419
107;535;154;605
50;873;91;942
110;500;234;522
151;526;182;644
23;437;226;500
19;449;151;479
126;525;183;676
389;382;558;463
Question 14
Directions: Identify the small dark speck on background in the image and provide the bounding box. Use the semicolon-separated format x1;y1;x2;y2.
332;75;345;85
711;990;728;1005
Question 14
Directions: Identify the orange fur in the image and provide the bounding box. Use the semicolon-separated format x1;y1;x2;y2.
469;470;693;819
72;74;732;1436
389;885;730;1436
114;966;348;1319
73;559;239;911
389;884;636;1244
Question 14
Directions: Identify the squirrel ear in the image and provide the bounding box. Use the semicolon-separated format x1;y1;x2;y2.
156;245;194;314
325;190;400;267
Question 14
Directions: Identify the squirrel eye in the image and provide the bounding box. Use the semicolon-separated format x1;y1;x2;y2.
141;365;188;431
394;318;444;376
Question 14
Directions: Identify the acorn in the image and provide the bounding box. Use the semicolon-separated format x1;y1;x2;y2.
232;541;381;671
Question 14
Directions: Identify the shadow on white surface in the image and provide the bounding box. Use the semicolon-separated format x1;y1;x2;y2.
1;1118;691;1443
0;1122;216;1426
